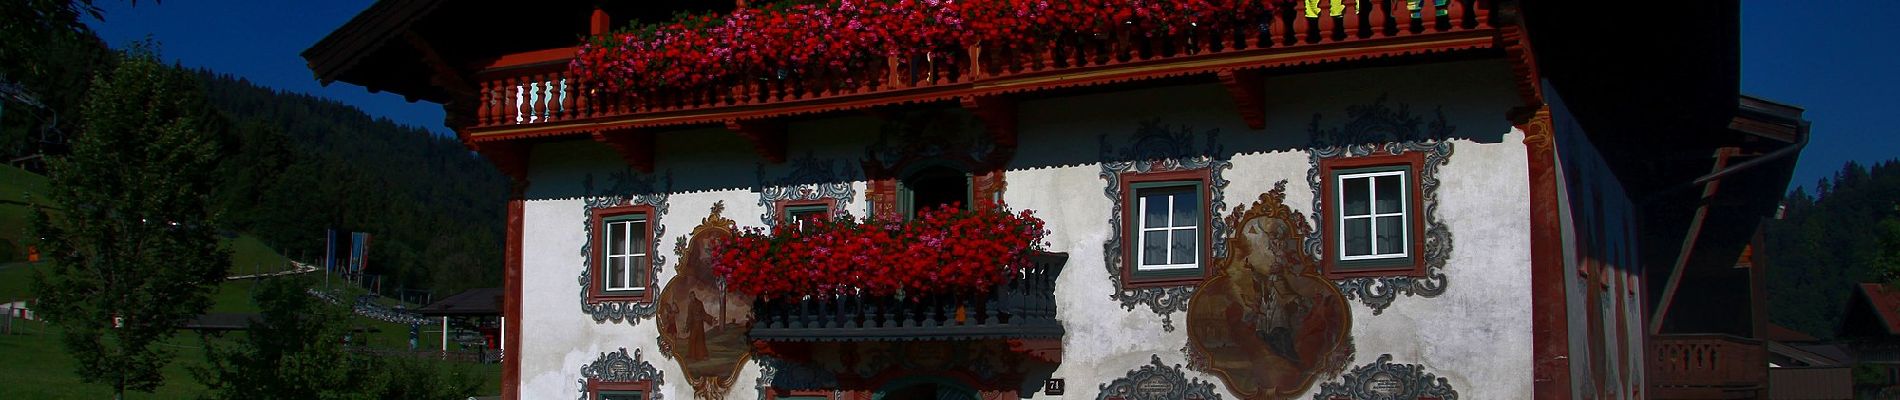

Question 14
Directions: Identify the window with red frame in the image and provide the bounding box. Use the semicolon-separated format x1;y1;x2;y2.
1119;169;1212;286
587;380;651;400
1319;152;1428;278
592;205;655;301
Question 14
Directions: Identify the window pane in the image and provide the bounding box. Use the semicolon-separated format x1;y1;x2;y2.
1142;230;1168;266
1170;229;1197;265
608;221;628;256
1141;193;1169;229
1375;174;1403;214
1171;191;1199;228
1342;177;1370;216
629;220;648;255
1376;215;1405;255
630;255;647;286
1343;218;1371;257
605;257;624;290
600;392;645;400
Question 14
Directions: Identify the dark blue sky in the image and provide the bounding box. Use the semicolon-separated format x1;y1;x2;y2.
85;1;1899;192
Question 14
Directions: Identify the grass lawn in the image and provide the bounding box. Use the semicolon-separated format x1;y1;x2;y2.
0;319;213;399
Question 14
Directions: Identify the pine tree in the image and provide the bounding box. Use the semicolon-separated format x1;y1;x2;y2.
29;47;230;398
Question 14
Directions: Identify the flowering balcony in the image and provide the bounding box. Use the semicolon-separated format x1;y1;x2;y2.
748;251;1066;342
464;0;1499;139
1648;334;1767;398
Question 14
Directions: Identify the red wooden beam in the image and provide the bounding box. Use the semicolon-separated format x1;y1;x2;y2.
727;119;788;164
1217;68;1266;130
1519;106;1572;400
591;128;656;173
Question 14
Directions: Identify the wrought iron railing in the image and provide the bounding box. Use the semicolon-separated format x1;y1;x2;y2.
749;252;1066;342
468;0;1495;132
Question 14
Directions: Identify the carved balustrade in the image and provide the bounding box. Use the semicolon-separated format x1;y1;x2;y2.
467;0;1496;134
748;252;1066;342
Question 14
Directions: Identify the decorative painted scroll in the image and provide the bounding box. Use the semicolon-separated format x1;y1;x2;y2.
1096;354;1223;400
1303;96;1455;314
579;169;672;324
757;152;859;226
1100;119;1233;331
1187;181;1354;400
656;202;755;400
577;348;666;400
1310;354;1458;400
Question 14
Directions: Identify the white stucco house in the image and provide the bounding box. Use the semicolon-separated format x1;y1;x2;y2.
306;1;1806;399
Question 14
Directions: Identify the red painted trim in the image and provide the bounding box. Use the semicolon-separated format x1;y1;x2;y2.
1316;151;1430;279
588;204;659;303
503;198;524;400
1117;168;1213;288
482;47;582;71
775;198;839;224
1521;107;1572;400
586;378;655;399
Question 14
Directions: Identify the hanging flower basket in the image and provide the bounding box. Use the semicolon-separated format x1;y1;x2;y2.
712;201;1048;300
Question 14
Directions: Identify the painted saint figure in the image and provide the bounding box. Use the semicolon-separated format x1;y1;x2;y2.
657;203;756;400
1186;183;1353;400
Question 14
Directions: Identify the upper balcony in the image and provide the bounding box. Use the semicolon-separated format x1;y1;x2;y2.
463;0;1502;143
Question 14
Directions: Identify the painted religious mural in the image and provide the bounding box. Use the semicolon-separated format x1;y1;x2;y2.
1187;182;1354;399
656;203;755;400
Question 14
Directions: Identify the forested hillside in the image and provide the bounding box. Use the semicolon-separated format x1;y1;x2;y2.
1766;160;1900;339
2;15;506;296
192;70;509;296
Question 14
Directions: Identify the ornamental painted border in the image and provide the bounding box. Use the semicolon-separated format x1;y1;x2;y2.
1302;97;1455;314
579;169;673;324
1096;354;1223;400
1311;354;1458;400
577;348;666;400
758;152;859;227
1100;119;1232;331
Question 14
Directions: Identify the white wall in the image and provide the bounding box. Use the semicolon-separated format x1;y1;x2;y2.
513;59;1534;399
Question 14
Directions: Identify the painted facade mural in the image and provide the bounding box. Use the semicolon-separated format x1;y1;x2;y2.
656;202;755;400
578;348;665;400
1100;119;1233;331
580;169;673;324
1187;182;1354;399
1311;354;1458;400
1096;354;1223;400
1303;97;1456;314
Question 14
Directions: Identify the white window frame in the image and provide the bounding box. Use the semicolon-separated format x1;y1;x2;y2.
1336;169;1409;261
602;215;648;292
1135;185;1201;271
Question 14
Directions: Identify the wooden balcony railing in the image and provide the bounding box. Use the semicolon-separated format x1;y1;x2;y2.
467;0;1496;136
748;252;1066;342
1649;334;1768;397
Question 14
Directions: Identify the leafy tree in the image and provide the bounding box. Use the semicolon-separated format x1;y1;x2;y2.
196;277;481;400
29;47;230;398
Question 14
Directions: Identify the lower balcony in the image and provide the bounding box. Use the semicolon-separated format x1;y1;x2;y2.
748;252;1066;342
1649;334;1768;399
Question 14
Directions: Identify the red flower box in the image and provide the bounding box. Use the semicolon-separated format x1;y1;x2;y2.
713;202;1048;300
573;0;1276;97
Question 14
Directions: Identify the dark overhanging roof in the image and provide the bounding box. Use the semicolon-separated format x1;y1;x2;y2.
417;287;503;317
302;0;732;105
